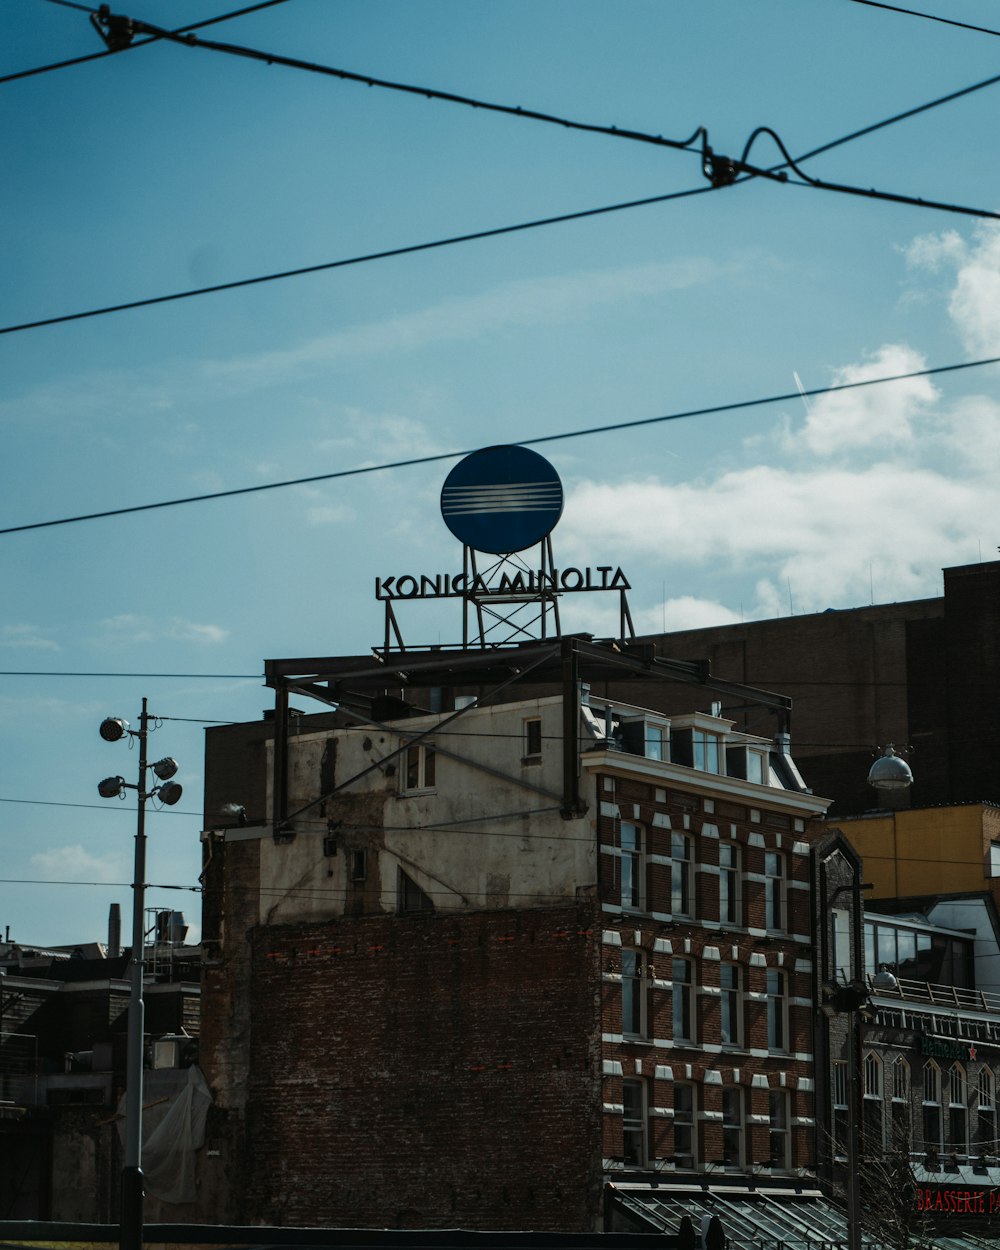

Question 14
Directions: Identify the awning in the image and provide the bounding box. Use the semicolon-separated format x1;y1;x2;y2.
608;1184;1000;1250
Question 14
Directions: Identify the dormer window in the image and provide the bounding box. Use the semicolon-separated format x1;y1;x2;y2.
670;726;723;774
618;715;670;761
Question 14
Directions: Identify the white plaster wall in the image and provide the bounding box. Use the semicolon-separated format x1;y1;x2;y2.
258;695;596;924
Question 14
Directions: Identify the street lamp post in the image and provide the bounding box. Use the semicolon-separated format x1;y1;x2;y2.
98;698;182;1250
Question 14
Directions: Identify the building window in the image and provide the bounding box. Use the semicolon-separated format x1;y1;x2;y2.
978;1069;995;1152
350;849;367;882
397;867;434;913
923;1061;943;1154
523;717;542;759
720;963;742;1046
719;842;741;926
832;908;852;983
764;852;785;932
673;957;695;1042
622;1078;647;1167
694;730;722;774
673;1082;696;1168
891;1057;911;1143
404;743;436;792
671;833;693;917
832;1061;849;1159
620;822;645;912
948;1064;968;1157
621;949;646;1039
644;720;670;761
769;1089;790;1169
721;1086;745;1167
864;1051;885;1152
766;969;787;1051
747;748;769;785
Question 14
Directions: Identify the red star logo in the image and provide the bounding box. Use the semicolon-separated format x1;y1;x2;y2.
969;1046;978;1060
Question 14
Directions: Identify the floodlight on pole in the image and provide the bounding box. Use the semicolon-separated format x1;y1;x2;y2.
96;697;180;1250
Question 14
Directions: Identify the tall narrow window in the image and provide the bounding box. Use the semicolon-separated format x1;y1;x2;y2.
891;1057;910;1145
832;908;852;983
673;1083;696;1168
864;1051;885;1152
832;1061;849;1159
719;842;741;926
621;949;645;1039
404;743;436;791
620;822;644;912
766;969;787;1051
721;1087;745;1167
622;1079;647;1167
673;957;695;1043
720;963;742;1046
978;1068;996;1153
764;852;786;931
769;1089;790;1169
671;833;693;917
948;1064;968;1157
523;717;542;759
923;1061;943;1155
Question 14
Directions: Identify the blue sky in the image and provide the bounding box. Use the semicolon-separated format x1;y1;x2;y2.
4;0;1000;945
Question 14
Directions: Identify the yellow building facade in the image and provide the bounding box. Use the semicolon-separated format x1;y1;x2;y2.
834;803;1000;902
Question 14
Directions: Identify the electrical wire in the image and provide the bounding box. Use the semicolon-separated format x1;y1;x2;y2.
0;670;261;679
847;0;1000;39
3;350;999;537
6;35;1000;335
1;1;295;86
90;9;711;159
0;184;714;336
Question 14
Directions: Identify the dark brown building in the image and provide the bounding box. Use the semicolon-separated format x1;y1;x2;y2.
603;559;1000;817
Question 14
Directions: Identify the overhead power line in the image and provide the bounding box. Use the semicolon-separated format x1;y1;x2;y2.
1;352;998;537
2;1;294;86
4;47;1000;338
847;0;1000;39
0;185;713;336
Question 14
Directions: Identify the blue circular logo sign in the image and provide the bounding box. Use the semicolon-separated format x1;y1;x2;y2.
440;445;564;554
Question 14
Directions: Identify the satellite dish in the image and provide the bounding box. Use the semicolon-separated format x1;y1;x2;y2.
440;445;563;554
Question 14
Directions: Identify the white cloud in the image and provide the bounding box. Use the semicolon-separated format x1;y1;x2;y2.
907;223;1000;357
95;615;229;645
203;257;732;385
791;344;937;457
31;844;123;883
0;624;59;652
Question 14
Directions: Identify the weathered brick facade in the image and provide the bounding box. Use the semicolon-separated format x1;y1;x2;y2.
234;903;603;1230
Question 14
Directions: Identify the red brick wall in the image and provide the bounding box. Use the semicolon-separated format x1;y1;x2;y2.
239;903;604;1230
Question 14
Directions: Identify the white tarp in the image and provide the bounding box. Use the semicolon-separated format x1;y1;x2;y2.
117;1065;212;1204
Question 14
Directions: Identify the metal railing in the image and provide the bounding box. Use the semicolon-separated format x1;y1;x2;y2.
870;975;1000;1016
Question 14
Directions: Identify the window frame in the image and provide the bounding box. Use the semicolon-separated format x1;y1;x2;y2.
622;1078;648;1168
619;821;645;913
670;832;694;918
766;968;788;1052
764;851;786;932
403;742;436;793
672;956;695;1043
768;1088;790;1169
621;948;646;1040
721;1086;746;1168
672;1081;697;1168
719;841;742;926
720;962;742;1047
523;716;542;760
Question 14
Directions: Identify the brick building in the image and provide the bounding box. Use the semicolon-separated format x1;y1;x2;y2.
602;559;1000;817
197;639;839;1233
